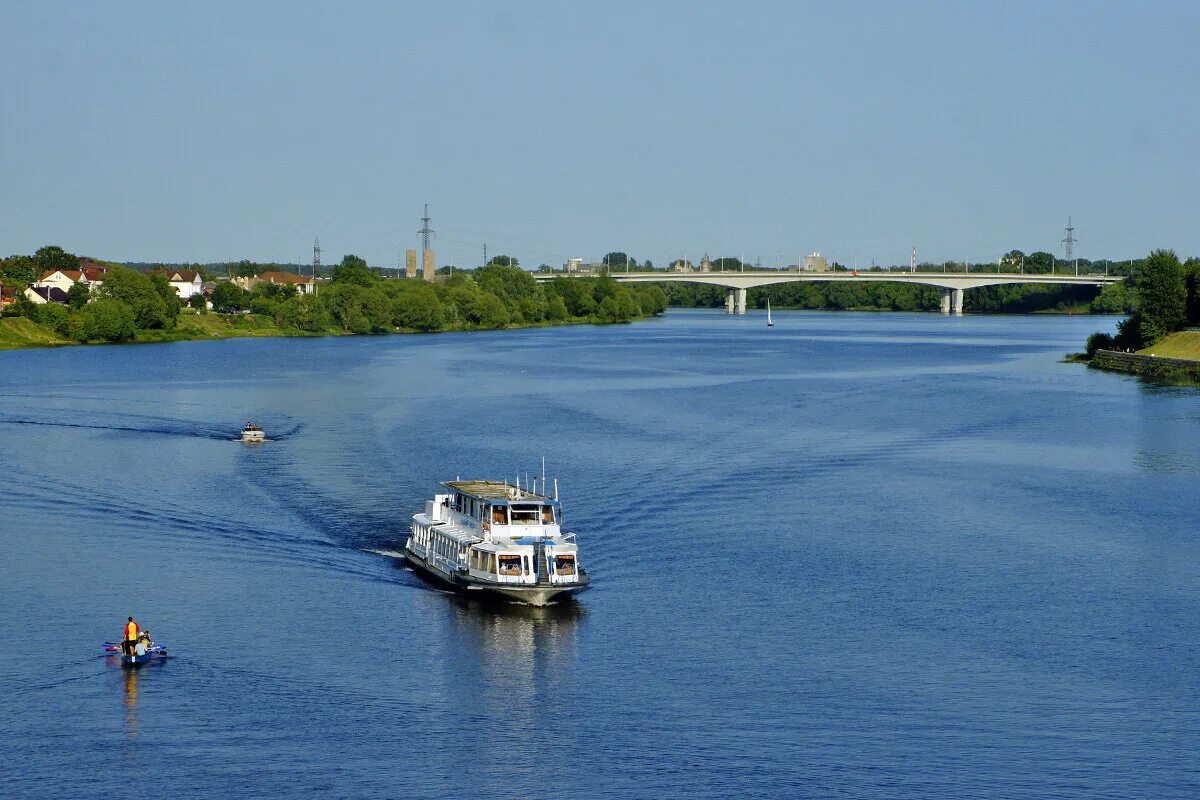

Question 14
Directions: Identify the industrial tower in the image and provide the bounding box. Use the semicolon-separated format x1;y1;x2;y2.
312;237;321;278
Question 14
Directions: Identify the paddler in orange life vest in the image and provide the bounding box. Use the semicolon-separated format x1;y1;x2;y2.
122;616;140;655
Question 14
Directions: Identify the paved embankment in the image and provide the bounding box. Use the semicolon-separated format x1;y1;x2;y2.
1090;349;1200;379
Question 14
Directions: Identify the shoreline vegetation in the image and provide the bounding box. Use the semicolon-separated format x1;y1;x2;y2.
1073;249;1200;385
0;248;668;352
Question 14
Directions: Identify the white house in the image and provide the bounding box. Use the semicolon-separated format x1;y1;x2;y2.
34;265;107;294
159;269;203;300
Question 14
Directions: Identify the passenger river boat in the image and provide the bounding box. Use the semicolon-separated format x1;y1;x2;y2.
405;479;591;605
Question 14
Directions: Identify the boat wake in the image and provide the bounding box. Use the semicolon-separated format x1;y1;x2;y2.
361;548;408;559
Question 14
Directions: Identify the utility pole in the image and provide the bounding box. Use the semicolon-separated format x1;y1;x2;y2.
312;237;321;279
483;244;488;268
911;247;916;273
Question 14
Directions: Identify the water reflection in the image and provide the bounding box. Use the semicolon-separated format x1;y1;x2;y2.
445;598;584;792
122;665;139;741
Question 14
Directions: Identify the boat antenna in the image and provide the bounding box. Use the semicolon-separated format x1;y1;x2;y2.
541;456;546;495
553;478;559;501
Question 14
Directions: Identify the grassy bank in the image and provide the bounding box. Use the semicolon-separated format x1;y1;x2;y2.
0;307;651;352
0;317;73;349
1138;330;1200;360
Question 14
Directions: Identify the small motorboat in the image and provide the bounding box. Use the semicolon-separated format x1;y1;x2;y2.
241;422;265;443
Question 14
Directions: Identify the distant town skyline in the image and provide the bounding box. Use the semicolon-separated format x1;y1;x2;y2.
3;2;1197;269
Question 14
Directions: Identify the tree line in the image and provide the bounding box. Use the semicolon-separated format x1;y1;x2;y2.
0;247;668;344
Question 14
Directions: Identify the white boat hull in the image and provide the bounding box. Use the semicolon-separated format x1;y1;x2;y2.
404;549;589;606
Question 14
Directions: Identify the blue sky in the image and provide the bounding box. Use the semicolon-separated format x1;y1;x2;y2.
1;1;1196;268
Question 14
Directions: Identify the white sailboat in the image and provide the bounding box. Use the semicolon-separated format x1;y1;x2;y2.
766;298;774;328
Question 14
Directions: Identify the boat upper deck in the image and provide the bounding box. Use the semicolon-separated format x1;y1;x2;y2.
442;480;552;504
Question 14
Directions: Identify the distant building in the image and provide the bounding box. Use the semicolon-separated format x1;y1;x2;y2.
24;285;70;305
233;271;317;296
802;252;828;272
699;254;712;273
153;269;203;300
564;258;603;273
259;271;318;295
34;263;107;294
670;259;694;273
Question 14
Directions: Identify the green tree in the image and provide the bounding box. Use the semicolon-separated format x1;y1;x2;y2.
1025;251;1054;274
99;267;170;329
487;255;519;268
74;298;137;342
273;295;331;332
331;255;376;286
35;302;73;336
324;283;391;333
467;293;510;329
66;281;91;309
0;255;37;287
1090;282;1132;314
1134;249;1186;346
189;292;207;310
392;287;445;331
551;277;597;316
149;273;180;327
211;282;246;311
34;245;80;275
602;252;631;269
1184;257;1200;325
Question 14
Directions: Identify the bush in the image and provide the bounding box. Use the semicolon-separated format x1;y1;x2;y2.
66;281;91;310
100;267;171;329
249;297;276;316
1085;332;1115;357
467;293;510;329
273;295;331;332
393;289;445;331
189;293;207;310
36;302;73;336
323;283;393;333
74;298;136;342
210;282;246;312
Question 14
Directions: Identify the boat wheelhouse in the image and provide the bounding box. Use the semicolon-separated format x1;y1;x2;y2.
241;422;265;443
405;479;590;605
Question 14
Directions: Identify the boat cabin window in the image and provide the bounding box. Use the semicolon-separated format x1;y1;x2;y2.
541;505;556;524
498;555;523;576
554;555;576;575
510;504;542;525
491;505;509;525
454;494;464;513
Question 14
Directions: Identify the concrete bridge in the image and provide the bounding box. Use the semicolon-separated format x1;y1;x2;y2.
536;271;1124;315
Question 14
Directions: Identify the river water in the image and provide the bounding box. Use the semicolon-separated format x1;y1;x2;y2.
1;309;1197;799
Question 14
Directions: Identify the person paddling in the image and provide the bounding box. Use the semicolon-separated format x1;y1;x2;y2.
122;617;139;656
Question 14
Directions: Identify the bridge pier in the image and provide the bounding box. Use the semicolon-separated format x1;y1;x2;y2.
735;288;747;315
725;288;735;315
940;288;951;314
951;288;964;316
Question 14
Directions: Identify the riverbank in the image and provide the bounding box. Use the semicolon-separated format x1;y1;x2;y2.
1085;331;1200;384
0;309;642;352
